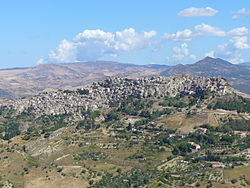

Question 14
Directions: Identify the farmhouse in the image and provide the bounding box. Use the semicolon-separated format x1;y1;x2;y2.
188;141;201;152
195;128;207;134
242;148;250;155
207;161;225;168
234;131;247;138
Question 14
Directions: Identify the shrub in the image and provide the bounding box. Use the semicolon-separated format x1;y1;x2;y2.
231;179;238;184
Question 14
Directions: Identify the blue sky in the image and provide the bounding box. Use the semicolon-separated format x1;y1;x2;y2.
0;0;250;68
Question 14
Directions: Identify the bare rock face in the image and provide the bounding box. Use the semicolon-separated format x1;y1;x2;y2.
6;75;235;118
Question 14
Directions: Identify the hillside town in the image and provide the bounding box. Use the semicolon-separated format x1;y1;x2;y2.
5;75;234;118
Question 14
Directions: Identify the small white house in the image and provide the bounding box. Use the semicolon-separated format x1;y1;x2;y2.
188;141;201;152
195;128;208;134
208;161;225;168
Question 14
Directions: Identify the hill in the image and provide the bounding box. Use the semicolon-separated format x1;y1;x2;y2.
160;57;250;94
238;62;250;66
1;57;250;100
0;75;249;188
0;61;166;99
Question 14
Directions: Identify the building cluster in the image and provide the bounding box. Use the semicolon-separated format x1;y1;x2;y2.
5;75;234;118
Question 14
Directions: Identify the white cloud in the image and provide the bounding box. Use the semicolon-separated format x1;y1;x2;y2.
113;28;157;51
36;58;45;65
206;36;250;63
163;24;225;41
166;43;196;63
230;36;250;50
194;24;226;37
165;24;249;64
232;8;250;19
39;26;250;65
227;27;249;36
217;43;244;63
204;51;215;58
163;24;249;42
48;40;77;62
74;29;113;41
178;7;218;17
163;29;193;42
40;28;156;63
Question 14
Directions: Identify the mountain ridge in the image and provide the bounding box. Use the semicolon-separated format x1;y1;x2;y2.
160;57;250;94
238;62;250;66
1;57;250;100
0;61;167;99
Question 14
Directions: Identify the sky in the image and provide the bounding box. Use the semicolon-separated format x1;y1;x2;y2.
0;0;250;69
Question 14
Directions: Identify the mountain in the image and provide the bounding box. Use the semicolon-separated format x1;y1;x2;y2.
160;57;250;94
142;64;170;69
238;62;250;66
1;57;250;100
0;61;166;99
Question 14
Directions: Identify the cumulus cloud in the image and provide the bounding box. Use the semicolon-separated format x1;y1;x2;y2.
205;36;250;63
163;24;225;41
163;29;193;42
227;27;249;36
48;40;77;62
216;43;244;63
166;43;196;64
230;36;250;50
39;28;156;63
194;24;226;37
38;26;249;65
232;8;250;19
178;7;218;17
163;24;249;42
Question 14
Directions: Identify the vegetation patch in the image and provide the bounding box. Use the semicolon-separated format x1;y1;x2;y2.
74;152;108;161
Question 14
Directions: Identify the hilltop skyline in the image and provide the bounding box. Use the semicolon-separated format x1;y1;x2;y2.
0;0;250;68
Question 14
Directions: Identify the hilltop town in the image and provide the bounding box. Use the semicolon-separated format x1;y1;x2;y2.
8;75;233;118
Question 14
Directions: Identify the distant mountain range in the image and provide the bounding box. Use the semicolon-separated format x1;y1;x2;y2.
0;61;167;99
0;57;249;99
160;57;250;95
238;62;250;66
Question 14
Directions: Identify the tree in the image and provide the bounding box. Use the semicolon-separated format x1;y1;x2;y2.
231;179;237;184
89;180;94;185
127;123;132;131
105;110;119;122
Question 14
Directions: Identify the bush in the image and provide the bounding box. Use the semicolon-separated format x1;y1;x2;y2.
231;179;238;184
209;96;250;113
105;110;120;122
89;180;94;185
172;142;192;155
159;96;187;108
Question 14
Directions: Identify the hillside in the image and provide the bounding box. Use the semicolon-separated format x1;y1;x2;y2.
239;62;250;66
0;61;168;99
9;75;233;120
160;57;250;94
0;75;249;187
